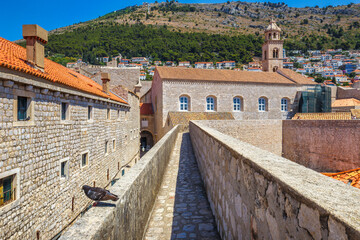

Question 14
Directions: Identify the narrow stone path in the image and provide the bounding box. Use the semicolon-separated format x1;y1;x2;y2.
144;133;220;240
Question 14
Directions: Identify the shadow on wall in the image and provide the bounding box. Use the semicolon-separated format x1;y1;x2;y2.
170;133;220;239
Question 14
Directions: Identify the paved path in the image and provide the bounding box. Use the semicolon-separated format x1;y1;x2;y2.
144;133;220;240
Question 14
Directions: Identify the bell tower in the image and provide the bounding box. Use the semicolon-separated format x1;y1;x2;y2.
262;19;284;72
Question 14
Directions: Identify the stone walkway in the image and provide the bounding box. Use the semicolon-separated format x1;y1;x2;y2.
144;133;220;240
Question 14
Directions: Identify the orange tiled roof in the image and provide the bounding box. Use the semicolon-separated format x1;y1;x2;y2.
140;103;153;115
322;168;360;189
292;112;352;120
156;67;316;85
0;37;127;104
332;98;360;107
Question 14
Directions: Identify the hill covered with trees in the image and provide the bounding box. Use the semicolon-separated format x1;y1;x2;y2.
18;1;360;65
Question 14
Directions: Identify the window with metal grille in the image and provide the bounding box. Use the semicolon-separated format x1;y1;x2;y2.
17;96;28;121
0;175;15;207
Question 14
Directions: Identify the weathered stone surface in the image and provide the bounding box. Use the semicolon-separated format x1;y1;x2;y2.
328;216;348;240
298;204;321;240
189;121;360;240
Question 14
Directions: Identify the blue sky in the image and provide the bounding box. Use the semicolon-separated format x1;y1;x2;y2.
1;0;359;41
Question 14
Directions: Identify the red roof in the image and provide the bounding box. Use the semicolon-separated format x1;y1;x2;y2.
140;103;153;115
322;168;360;189
0;37;127;104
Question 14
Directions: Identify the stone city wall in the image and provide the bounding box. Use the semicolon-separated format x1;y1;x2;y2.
59;125;181;240
199;120;283;156
282;120;360;172
0;72;140;240
190;121;360;240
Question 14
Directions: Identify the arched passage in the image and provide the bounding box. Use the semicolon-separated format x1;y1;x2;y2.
140;130;154;153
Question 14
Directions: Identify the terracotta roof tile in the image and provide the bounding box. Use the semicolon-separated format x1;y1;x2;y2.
156;67;316;85
0;37;127;104
168;112;234;126
140;103;153;115
292;112;352;120
322;168;360;190
277;68;317;85
332;98;360;107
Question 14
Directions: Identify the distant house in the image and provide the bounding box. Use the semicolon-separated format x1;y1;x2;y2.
179;61;191;67
149;71;155;76
132;57;147;63
247;67;262;72
195;62;214;69
66;62;77;68
153;61;162;66
321;54;332;61
334;75;349;84
165;61;175;67
283;62;294;70
216;61;235;69
140;73;146;80
296;68;306;74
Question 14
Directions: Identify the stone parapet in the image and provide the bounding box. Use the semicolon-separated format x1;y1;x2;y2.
189;121;360;240
59;125;181;240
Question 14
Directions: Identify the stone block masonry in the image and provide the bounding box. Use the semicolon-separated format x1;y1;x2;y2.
0;76;140;240
190;121;360;240
282;120;360;172
59;125;181;240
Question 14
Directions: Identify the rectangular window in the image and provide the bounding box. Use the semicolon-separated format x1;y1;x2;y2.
60;159;69;179
81;153;88;167
107;108;110;120
113;139;116;152
17;96;28;121
88;106;93;120
105;140;109;154
117;110;120;119
0;175;15;207
122;169;125;176
61;102;69;120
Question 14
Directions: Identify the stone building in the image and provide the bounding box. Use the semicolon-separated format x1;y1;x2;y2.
0;25;140;240
150;67;316;140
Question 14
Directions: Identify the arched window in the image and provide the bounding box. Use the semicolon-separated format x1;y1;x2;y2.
273;48;279;59
281;98;289;112
268;33;271;39
206;96;216;111
233;97;243;111
179;96;189;111
258;97;267;112
273;33;276;39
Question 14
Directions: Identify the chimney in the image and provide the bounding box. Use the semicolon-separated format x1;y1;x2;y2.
22;25;48;70
101;72;111;94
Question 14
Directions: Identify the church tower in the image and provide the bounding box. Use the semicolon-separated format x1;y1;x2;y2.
262;19;284;72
